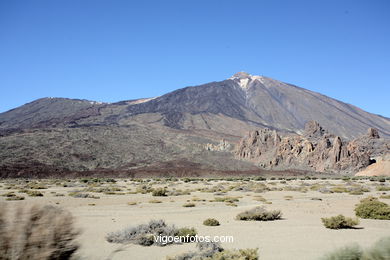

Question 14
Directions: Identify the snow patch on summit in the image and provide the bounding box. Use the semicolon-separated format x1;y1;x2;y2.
229;72;265;90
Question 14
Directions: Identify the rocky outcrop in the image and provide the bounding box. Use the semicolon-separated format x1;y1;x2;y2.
236;121;389;174
205;139;231;152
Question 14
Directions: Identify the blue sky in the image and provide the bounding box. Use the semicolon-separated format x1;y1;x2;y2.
0;0;389;117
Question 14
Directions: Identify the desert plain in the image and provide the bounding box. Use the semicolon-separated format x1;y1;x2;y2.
1;177;390;260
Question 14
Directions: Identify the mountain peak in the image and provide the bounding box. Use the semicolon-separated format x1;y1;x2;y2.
231;71;252;79
229;72;265;90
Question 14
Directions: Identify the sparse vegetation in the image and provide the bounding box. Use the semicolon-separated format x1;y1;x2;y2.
203;218;220;226
26;190;44;197
320;236;390;260
166;242;258;260
68;192;100;199
210;196;240;203
149;199;162;203
321;244;363;260
236;206;282;221
152;188;168;197
106;219;196;246
321;215;359;229
182;203;196;207
175;227;197;239
0;204;79;259
380;194;390;199
376;186;390;191
355;197;390;220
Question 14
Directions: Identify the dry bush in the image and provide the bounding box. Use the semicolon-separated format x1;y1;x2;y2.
321;244;363;260
355;197;390;220
321;215;359;229
203;218;220;226
106;219;197;246
182;203;195;208
152;188;167;197
363;236;390;259
166;242;258;260
320;236;390;260
236;207;282;221
0;203;79;260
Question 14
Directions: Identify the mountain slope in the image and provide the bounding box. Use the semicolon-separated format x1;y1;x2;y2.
0;97;104;130
1;72;389;139
122;72;390;139
0;72;389;177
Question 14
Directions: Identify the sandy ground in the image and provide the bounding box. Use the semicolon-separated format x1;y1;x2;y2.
1;178;390;260
356;157;390;176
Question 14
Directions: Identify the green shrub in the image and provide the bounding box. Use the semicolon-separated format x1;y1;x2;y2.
210;196;240;203
182;203;196;207
6;196;24;201
331;186;349;193
355;197;390;220
203;218;220;226
208;248;259;260
321;215;359;229
26;190;44;197
236;206;282;221
148;199;162;203
321;244;363;260
363;236;390;259
320;236;390;260
166;242;258;260
152;188;167;196
175;227;197;239
376;186;390;191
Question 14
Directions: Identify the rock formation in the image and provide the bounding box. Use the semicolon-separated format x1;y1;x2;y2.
236;121;389;174
205;139;231;152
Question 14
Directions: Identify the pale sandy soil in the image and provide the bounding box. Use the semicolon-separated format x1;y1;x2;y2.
1;178;390;260
356;157;390;176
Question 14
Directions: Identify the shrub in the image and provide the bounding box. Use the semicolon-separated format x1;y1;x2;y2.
106;219;197;246
210;196;240;203
253;195;267;202
321;215;359;229
363;236;390;259
6;195;25;201
208;248;259;260
136;185;153;194
331;186;349;193
0;204;79;259
376;186;390;191
320;236;390;260
26;190;44;197
182;203;195;208
355;197;390;220
166;241;259;260
152;188;167;197
69;192;100;199
203;218;220;226
175;227;197;239
236;207;282;221
225;202;238;207
321;244;363;260
148;199;162;203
